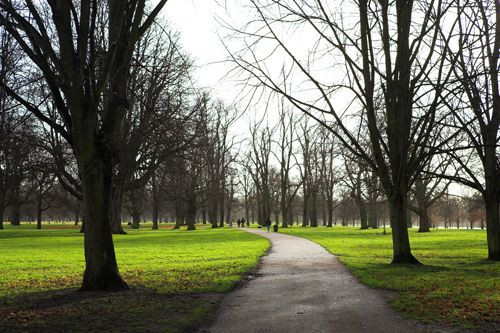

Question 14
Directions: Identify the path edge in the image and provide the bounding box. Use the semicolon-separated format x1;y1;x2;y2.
196;228;273;332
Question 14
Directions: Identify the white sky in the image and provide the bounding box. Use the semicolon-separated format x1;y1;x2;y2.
163;1;238;104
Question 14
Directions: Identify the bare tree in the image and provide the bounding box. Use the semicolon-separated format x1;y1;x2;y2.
439;0;500;260
0;0;168;290
272;102;300;227
226;0;458;263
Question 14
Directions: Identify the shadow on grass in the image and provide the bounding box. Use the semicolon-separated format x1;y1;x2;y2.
0;288;222;333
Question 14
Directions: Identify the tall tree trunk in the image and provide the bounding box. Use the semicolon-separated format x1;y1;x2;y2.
310;192;318;227
186;196;197;231
302;194;309;227
389;191;420;264
484;192;500;260
327;200;333;227
109;186;126;234
257;194;263;225
281;203;288;228
36;194;42;230
417;206;431;232
218;193;225;228
209;200;218;228
174;199;184;229
245;196;250;226
368;202;378;228
322;203;327;226
131;211;140;229
226;189;233;226
80;216;85;233
202;205;207;224
151;175;159;230
356;198;368;229
79;156;128;291
0;207;4;230
10;202;20;226
152;201;159;230
406;208;413;228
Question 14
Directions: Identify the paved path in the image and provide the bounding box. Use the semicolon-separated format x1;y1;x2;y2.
209;228;418;333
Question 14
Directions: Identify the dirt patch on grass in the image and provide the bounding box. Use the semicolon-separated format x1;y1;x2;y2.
0;288;223;333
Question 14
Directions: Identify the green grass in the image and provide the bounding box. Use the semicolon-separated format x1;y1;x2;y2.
279;226;499;328
0;223;269;332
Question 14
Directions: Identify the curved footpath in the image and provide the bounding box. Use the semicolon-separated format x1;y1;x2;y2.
208;228;418;333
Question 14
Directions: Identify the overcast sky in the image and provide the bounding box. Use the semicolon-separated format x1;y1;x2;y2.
163;1;238;104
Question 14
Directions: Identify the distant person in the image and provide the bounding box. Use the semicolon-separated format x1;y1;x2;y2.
265;217;272;232
237;219;241;228
241;218;246;227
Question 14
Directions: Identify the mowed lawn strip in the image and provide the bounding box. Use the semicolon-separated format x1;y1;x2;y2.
0;224;269;332
279;226;499;328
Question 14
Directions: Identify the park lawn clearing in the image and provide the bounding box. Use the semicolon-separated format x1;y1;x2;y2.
0;224;269;332
279;226;499;330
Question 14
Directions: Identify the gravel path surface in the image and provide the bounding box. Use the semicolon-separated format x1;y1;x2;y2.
208;228;419;333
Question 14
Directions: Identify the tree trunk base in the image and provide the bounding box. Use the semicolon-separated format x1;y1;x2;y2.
360;226;369;230
187;225;196;231
80;269;129;292
111;224;127;235
391;253;421;265
488;251;500;261
418;228;430;233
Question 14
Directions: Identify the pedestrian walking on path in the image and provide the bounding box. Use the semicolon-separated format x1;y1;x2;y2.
265;217;271;232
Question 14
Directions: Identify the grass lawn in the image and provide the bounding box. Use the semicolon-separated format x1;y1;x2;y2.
279;226;499;329
0;223;269;332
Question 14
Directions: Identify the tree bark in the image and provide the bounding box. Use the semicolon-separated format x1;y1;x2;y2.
417;207;431;233
356;198;368;229
218;189;225;228
302;194;309;227
9;202;20;226
209;198;218;228
174;199;184;229
368;202;378;228
389;191;420;264
131;212;140;229
36;195;42;230
0;207;4;230
152;201;159;230
80;157;128;291
201;205;207;224
109;186;127;234
310;192;318;227
186;196;197;231
484;193;500;260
